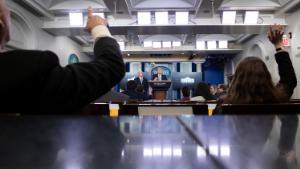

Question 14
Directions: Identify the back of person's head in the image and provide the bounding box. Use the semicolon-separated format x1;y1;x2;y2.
195;82;215;100
181;86;191;97
0;0;10;49
209;84;217;95
225;57;282;104
181;86;190;97
136;85;144;93
126;80;137;91
217;84;227;92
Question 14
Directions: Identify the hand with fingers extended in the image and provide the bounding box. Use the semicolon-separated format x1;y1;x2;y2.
267;24;285;49
86;7;107;33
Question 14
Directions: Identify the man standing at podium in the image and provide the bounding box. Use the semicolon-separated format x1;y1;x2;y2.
134;70;149;93
152;68;167;81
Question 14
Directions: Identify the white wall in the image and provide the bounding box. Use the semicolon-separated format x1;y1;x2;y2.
286;10;300;99
7;1;91;66
233;34;279;83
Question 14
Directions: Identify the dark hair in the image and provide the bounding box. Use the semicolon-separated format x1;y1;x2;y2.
126;80;137;91
136;85;144;93
218;84;227;91
195;82;216;100
224;57;283;104
181;86;190;97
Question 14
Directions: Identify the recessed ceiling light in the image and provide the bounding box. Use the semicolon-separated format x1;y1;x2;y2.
218;40;228;49
138;12;151;25
162;41;172;48
176;12;189;25
244;11;259;24
207;41;217;49
153;42;162;48
155;12;169;25
173;41;182;47
196;41;206;50
222;11;236;24
144;41;152;48
69;12;83;26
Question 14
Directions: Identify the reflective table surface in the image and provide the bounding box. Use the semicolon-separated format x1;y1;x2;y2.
0;115;299;169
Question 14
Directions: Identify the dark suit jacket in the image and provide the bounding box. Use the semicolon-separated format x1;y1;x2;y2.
0;37;125;113
152;74;168;81
95;90;129;103
122;90;145;100
134;77;149;92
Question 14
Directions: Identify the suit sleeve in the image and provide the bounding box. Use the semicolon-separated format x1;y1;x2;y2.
40;37;125;113
275;50;297;98
275;50;298;153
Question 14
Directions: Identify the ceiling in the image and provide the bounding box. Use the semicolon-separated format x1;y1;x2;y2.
11;0;300;58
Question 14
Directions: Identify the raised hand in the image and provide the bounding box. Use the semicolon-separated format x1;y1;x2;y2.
86;7;107;33
267;24;285;49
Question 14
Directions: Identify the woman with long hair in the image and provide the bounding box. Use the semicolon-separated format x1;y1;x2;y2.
191;82;216;101
218;25;298;169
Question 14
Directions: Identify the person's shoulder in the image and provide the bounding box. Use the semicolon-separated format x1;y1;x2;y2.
190;96;205;101
1;50;59;64
94;37;118;47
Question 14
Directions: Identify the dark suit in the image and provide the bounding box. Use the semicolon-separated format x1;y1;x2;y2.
152;74;167;81
0;37;125;113
122;90;145;100
95;90;129;103
134;77;149;92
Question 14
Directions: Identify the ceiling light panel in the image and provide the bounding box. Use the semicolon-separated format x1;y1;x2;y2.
222;11;236;24
155;12;169;25
244;11;259;24
153;42;162;48
218;40;228;49
69;12;83;26
138;12;151;25
163;41;172;48
172;41;182;47
196;41;206;50
176;12;189;25
207;41;217;49
144;41;153;48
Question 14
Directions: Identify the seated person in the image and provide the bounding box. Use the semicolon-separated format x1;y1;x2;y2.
215;25;298;169
209;84;217;96
0;4;125;113
180;86;190;101
191;82;216;101
122;80;145;100
214;84;227;99
152;68;167;81
94;88;129;103
136;85;152;100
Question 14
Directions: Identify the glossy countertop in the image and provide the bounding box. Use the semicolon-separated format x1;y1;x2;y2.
0;115;299;169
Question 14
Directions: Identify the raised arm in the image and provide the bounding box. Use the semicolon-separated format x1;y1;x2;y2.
268;24;298;162
268;25;297;98
40;8;125;113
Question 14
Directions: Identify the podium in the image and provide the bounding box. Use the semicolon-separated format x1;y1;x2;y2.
149;80;172;100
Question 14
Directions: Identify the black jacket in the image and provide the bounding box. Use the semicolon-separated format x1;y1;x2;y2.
134;77;149;92
122;90;145;100
0;37;125;113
